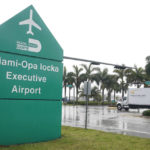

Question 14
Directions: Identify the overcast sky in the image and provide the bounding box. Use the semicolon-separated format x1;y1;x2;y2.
0;0;150;72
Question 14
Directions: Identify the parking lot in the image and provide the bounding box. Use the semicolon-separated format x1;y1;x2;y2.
62;105;150;138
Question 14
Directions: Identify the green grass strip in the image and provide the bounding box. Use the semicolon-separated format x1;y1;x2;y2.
1;126;150;150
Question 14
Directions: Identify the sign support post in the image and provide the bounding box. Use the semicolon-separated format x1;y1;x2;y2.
84;81;91;129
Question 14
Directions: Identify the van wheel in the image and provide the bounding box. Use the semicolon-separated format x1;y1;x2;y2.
117;104;122;110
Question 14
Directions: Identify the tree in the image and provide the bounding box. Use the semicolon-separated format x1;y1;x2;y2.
94;68;108;102
145;56;150;78
126;65;145;88
105;75;118;102
90;86;101;102
111;76;120;101
79;86;101;102
113;66;128;99
81;64;99;81
72;65;83;102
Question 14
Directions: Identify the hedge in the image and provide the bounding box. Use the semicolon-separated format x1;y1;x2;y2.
142;110;150;116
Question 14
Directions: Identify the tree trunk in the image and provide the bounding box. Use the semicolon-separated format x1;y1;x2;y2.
69;87;71;101
121;78;124;99
102;88;105;104
76;87;78;103
114;90;116;100
122;89;124;99
107;90;111;102
99;82;101;91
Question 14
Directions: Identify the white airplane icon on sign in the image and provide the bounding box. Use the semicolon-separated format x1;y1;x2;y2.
19;9;41;35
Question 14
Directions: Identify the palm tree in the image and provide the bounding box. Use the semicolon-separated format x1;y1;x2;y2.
72;65;83;102
94;68;108;103
113;66;127;99
79;86;101;102
126;65;145;88
90;86;101;102
81;64;99;81
146;56;150;63
145;56;150;78
111;75;120;101
105;75;117;102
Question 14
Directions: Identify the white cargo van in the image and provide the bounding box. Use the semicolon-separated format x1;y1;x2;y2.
117;88;150;110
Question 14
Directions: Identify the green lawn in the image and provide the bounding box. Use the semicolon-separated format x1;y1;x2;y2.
1;126;150;150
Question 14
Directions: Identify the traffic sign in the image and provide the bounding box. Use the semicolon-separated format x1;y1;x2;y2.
67;84;73;88
84;81;91;96
145;81;150;85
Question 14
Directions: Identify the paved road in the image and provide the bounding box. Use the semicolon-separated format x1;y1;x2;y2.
62;105;150;138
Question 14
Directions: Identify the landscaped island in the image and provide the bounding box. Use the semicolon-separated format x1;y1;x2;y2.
1;126;150;150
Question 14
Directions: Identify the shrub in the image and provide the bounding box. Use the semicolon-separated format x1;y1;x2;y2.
142;110;150;116
64;100;116;106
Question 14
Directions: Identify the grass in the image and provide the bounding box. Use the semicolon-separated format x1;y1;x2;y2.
1;126;150;150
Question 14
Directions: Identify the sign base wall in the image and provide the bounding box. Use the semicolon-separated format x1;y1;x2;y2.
0;100;62;145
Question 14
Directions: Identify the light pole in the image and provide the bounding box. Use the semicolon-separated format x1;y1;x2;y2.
84;62;100;129
73;85;75;105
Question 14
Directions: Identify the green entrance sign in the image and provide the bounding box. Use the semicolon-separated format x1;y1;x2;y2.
0;5;63;145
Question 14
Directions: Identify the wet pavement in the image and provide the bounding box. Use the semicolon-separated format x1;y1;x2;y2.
62;105;150;138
